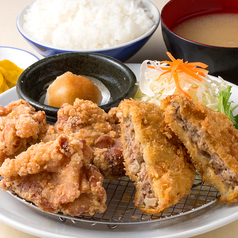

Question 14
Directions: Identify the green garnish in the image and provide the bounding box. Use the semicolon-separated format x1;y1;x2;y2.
218;85;238;129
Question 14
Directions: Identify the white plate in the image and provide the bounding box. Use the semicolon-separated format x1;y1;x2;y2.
0;46;39;69
1;63;238;238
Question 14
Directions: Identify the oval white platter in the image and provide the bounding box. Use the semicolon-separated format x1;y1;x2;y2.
0;63;238;238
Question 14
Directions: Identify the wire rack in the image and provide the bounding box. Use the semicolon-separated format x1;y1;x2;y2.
4;173;220;228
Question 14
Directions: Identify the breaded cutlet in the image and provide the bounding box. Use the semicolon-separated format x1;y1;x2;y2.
161;94;238;203
117;99;195;214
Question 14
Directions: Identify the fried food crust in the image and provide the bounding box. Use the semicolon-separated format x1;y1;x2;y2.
0;99;48;165
0;135;107;216
161;94;238;203
117;99;195;214
42;99;125;179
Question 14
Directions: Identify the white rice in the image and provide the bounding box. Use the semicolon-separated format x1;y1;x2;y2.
23;0;155;50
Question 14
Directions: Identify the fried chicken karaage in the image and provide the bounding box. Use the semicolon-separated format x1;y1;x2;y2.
161;94;238;203
0;135;107;216
42;99;125;179
0;99;48;166
117;99;195;214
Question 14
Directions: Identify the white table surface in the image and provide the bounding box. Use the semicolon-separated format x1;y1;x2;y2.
0;0;238;237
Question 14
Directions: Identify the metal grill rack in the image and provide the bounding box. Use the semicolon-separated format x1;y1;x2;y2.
4;173;220;229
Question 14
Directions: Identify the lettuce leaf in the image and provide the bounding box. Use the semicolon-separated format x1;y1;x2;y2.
218;86;238;129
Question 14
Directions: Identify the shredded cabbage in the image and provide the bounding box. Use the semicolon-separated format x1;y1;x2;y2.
134;60;228;111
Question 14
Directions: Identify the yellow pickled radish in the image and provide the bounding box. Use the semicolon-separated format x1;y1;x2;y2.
0;72;9;93
0;59;24;91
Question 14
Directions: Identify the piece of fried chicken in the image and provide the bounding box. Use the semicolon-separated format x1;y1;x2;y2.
0;135;107;216
42;99;125;179
117;99;195;214
161;94;238;204
0;99;48;166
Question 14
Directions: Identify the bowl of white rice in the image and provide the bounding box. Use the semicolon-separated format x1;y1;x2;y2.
16;0;160;61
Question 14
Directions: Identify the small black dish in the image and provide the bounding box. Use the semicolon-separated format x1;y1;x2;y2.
17;52;137;123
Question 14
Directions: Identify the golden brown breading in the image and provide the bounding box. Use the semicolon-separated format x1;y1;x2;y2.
42;99;125;179
117;99;195;214
0;135;107;216
60;164;107;216
161;94;238;203
55;99;115;140
0;99;48;166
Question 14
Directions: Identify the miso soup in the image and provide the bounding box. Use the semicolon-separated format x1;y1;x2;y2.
173;13;238;47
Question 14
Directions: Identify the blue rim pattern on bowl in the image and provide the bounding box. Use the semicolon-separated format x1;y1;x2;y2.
0;46;40;62
16;0;160;60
